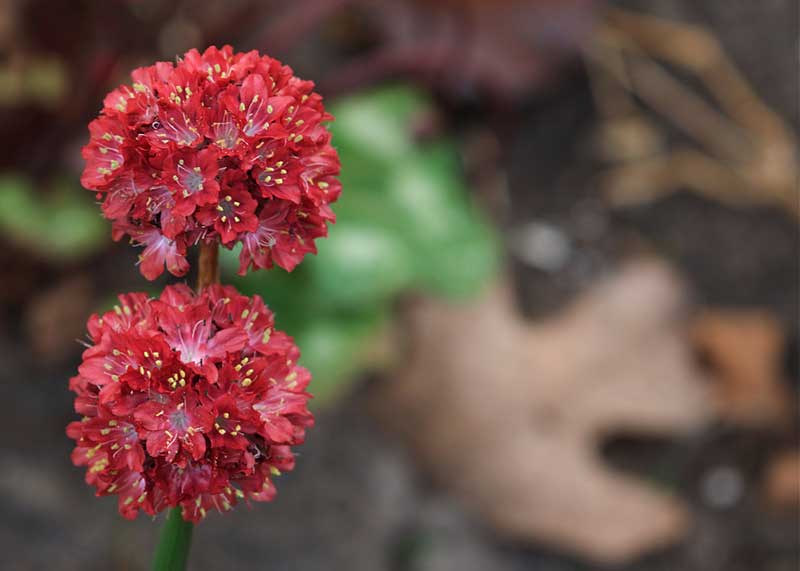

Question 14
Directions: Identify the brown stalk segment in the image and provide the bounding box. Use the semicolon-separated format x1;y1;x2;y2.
197;242;220;291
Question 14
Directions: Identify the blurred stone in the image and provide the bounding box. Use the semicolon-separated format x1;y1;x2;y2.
701;465;744;509
509;221;572;272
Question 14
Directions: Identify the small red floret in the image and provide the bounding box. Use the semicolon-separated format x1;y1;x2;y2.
66;284;313;522
81;46;341;280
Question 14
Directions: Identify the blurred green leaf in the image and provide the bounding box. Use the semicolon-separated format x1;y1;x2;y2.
294;311;386;403
0;58;68;108
308;224;414;309
0;174;107;260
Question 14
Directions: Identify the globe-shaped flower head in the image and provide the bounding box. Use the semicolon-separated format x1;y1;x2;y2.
67;284;313;521
81;46;341;279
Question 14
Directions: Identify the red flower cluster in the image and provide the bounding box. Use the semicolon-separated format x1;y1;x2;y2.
81;46;341;280
66;284;313;521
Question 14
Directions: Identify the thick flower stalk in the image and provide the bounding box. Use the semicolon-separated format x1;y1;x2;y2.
81;45;341;280
66;284;313;522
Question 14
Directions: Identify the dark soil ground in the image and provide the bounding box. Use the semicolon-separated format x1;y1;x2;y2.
0;0;796;569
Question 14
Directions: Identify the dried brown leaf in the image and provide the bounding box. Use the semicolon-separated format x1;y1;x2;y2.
374;260;712;564
763;450;800;510
691;309;790;427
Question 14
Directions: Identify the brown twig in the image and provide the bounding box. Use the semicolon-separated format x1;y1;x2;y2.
584;6;798;218
197;242;219;291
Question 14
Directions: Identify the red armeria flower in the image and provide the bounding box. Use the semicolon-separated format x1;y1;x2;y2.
66;284;313;522
81;46;341;280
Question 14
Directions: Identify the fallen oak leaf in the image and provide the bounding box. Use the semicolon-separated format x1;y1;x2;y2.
373;260;712;564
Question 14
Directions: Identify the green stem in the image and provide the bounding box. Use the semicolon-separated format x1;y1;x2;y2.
152;507;194;571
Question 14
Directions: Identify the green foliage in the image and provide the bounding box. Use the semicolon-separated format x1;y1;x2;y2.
0;174;107;260
222;85;499;404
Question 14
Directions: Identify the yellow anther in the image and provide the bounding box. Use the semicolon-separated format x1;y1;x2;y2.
223;412;230;419
225;195;232;201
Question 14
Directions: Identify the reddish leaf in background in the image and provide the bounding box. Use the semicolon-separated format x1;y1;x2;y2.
327;0;598;99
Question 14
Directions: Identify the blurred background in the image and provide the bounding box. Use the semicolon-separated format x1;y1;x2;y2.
0;0;797;569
